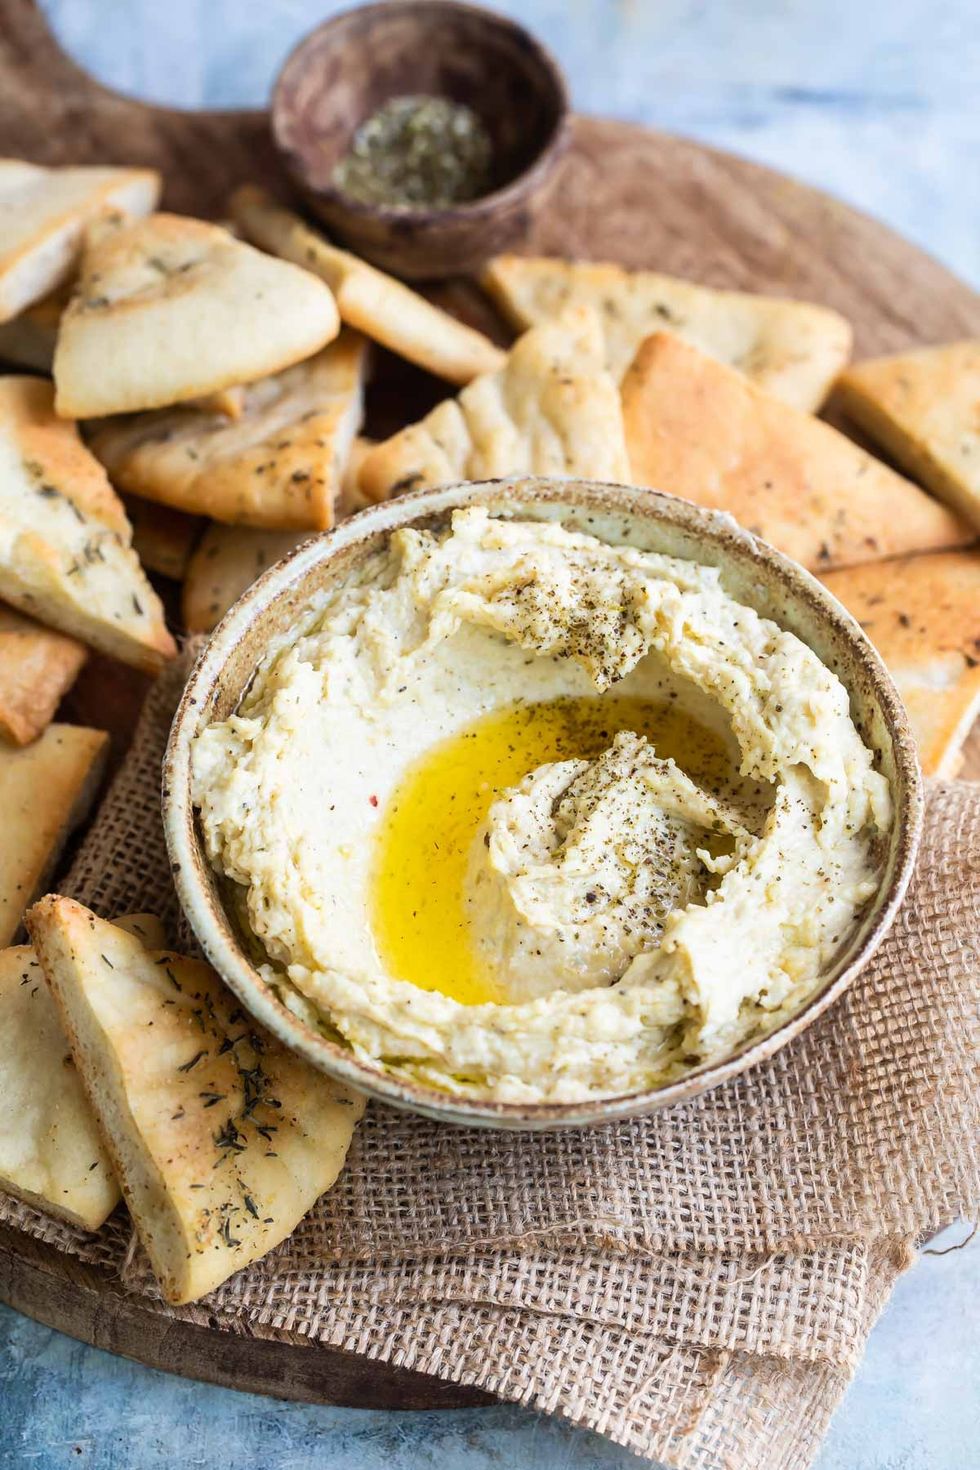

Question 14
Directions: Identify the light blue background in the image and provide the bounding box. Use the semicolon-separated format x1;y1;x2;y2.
4;4;979;1467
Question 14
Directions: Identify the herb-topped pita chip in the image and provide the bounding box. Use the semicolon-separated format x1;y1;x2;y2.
0;724;107;946
621;333;974;572
89;333;367;531
231;187;504;386
123;496;202;581
0;944;119;1229
836;341;980;532
182;524;307;634
53;211;340;418
482;253;853;410
823;550;980;777
0;377;176;670
0;161;160;323
0;914;162;1231
0;606;87;745
359;306;629;502
26;898;365;1304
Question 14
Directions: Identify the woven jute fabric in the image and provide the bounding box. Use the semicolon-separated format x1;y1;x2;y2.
2;651;977;1469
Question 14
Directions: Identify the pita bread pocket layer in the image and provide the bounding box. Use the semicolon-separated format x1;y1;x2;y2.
183;524;307;634
53;211;341;418
0;723;107;947
231;186;505;386
26;897;366;1305
836;340;980;532
0;606;87;745
621;333;974;572
481;252;853;411
0;161;160;324
0;377;176;670
359;305;630;503
90;332;368;532
123;496;202;581
0;944;120;1230
823;549;980;777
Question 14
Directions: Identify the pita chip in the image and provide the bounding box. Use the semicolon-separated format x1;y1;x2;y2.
89;332;367;531
0;944;119;1229
836;340;980;531
359;306;630;503
0;280;71;371
183;523;308;633
53;211;340;418
336;435;375;518
621;333;974;572
0;377;176;670
0;724;107;947
26;898;366;1304
123;496;202;581
232;186;504;386
0;160;160;323
0;606;87;745
823;550;980;777
0;914;163;1231
482;253;852;410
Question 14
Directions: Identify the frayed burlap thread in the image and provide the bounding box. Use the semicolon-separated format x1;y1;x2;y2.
1;650;977;1468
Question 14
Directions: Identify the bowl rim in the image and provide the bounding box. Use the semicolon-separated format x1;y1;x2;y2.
270;0;571;226
164;477;923;1131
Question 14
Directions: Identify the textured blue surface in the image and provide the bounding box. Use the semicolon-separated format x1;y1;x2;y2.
4;3;979;1466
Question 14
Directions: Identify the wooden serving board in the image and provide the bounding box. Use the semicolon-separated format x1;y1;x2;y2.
1;0;977;1412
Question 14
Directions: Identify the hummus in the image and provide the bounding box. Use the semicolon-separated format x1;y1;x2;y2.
192;507;892;1104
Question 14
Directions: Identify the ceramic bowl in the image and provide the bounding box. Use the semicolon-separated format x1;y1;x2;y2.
270;0;569;279
164;478;922;1131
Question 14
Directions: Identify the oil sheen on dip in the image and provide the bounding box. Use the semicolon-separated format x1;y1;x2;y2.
372;695;733;1007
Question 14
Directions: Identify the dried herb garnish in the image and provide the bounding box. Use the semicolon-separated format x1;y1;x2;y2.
333;95;493;210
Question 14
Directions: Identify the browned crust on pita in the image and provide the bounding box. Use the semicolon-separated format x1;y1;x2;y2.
822;549;980;776
622;333;974;572
0;607;87;745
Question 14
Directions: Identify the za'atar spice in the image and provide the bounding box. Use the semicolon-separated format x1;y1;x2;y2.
332;94;493;209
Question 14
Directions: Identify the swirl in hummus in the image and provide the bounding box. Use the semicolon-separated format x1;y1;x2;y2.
192;507;892;1104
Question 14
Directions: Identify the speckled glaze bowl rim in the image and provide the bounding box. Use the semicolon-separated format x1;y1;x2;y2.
164;478;923;1131
270;0;571;227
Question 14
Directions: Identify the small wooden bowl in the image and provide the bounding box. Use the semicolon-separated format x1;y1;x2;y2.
270;1;569;280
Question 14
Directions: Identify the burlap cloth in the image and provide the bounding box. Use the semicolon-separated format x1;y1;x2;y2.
3;653;978;1469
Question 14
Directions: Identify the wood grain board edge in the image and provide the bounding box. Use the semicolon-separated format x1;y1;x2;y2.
0;1224;493;1410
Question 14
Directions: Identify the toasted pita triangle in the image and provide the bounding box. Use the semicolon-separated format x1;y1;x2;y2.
123;496;202;581
482;253;853;411
0;377;176;669
836;341;980;532
359;306;630;503
0;724;107;947
231;187;504;386
26;898;366;1304
0;913;163;1231
0;944;119;1229
337;435;375;518
53;212;340;417
182;524;308;634
0;161;160;323
0;606;87;745
0;279;71;370
621;333;974;572
823;550;980;777
89;332;367;531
